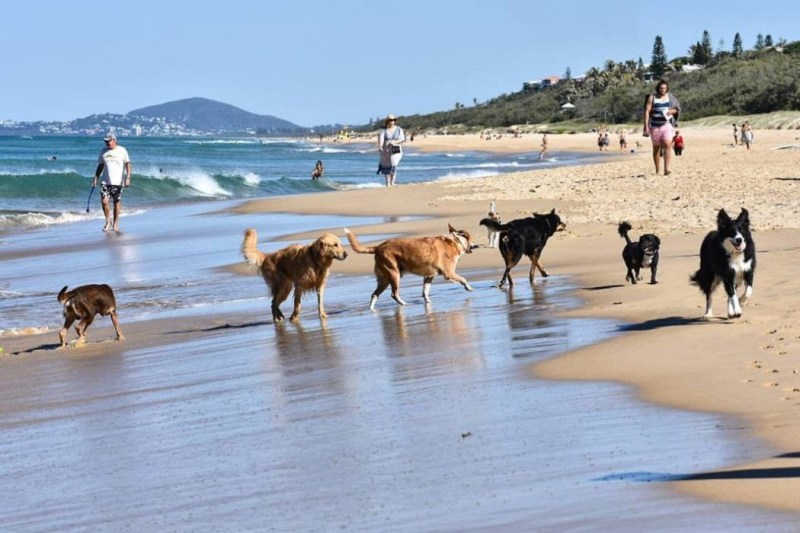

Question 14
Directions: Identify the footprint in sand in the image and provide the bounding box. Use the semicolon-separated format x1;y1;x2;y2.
763;382;780;388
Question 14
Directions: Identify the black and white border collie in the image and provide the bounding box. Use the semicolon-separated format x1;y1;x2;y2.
690;208;756;319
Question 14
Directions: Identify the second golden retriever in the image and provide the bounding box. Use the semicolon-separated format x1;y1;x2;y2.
344;224;475;309
241;228;348;321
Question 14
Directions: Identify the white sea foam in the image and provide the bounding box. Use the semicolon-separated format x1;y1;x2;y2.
0;211;101;229
242;172;261;186
0;167;81;176
0;325;51;338
147;169;232;197
434;170;500;182
334;182;386;190
183;139;259;145
0;208;147;230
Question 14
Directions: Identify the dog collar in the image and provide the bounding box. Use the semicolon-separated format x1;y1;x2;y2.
451;232;469;253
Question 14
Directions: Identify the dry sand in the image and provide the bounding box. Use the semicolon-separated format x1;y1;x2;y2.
239;126;800;513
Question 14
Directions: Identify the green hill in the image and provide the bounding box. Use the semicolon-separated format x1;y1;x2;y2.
129;97;305;134
384;43;800;133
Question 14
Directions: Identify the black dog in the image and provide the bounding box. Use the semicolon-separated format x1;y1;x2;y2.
690;208;756;319
58;284;124;347
618;221;661;284
480;209;565;286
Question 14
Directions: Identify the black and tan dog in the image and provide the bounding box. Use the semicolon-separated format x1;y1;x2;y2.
344;224;475;309
690;208;756;319
241;228;348;321
618;221;661;285
58;284;124;348
480;209;566;286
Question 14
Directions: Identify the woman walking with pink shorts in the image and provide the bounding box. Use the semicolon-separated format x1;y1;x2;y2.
643;79;681;176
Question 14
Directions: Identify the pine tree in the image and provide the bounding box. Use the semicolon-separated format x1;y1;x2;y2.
564;66;572;80
765;34;774;47
755;33;765;50
701;30;713;63
732;33;743;57
650;36;668;78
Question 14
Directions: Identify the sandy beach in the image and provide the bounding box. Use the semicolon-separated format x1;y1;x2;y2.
3;125;800;528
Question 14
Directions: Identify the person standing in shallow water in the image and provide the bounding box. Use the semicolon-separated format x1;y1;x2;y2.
377;114;405;187
93;132;132;232
311;160;324;180
643;79;681;176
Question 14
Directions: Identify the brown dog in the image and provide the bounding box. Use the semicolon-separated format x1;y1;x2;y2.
241;228;348;322
58;284;124;348
344;224;475;310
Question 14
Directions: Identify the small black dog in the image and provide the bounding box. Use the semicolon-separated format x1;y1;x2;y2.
480;209;565;286
618;221;661;284
690;208;756;319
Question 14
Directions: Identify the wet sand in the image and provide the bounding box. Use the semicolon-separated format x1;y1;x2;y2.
3;126;800;527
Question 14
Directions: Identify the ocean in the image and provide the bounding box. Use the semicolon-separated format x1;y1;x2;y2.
0;135;594;231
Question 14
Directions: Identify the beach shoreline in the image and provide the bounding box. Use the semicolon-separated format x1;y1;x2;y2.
3;126;800;521
233;125;800;514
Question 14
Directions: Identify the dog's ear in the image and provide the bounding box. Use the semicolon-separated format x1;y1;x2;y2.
448;223;456;233
737;208;750;229
550;208;556;215
654;236;661;247
717;209;732;229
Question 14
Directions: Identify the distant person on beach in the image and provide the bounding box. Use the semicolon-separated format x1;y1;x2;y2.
377;114;405;187
597;132;604;151
643;79;681;176
672;130;685;156
618;130;627;152
742;121;754;150
92;132;131;232
732;123;739;146
539;133;548;159
311;160;324;180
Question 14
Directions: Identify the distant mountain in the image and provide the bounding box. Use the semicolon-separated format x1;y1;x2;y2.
128;97;306;134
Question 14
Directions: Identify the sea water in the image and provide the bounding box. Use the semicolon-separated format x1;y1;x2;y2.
0;135;594;230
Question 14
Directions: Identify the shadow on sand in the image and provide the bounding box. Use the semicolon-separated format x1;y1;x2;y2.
595;452;800;483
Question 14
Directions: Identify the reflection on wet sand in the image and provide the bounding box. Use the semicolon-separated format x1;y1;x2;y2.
503;282;566;359
272;319;349;406
380;302;486;381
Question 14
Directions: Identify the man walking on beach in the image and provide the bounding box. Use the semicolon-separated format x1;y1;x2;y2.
93;132;132;232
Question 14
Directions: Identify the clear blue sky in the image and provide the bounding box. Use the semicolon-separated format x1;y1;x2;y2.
2;1;796;127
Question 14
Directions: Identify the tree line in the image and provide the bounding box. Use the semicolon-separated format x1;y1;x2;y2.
370;32;800;132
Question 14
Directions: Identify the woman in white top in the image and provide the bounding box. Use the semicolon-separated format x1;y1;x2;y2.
377;114;405;187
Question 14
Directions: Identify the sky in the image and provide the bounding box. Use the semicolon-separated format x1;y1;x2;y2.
2;1;797;127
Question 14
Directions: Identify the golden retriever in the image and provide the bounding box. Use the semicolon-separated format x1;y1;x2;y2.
241;228;348;321
344;224;475;310
58;284;124;348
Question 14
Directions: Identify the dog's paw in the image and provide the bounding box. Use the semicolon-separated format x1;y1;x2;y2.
116;334;125;341
650;280;658;285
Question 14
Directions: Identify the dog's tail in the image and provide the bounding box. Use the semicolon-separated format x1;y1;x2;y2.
489;200;497;215
343;228;377;254
241;228;268;269
58;286;69;303
479;217;509;232
617;221;633;245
